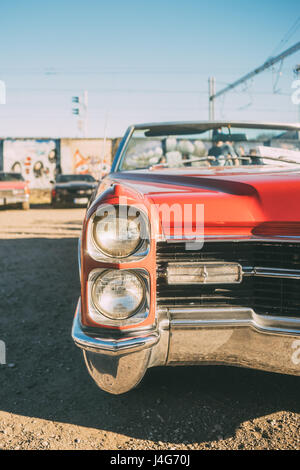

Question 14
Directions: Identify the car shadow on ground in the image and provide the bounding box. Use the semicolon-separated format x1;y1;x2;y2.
0;237;299;445
30;204;87;210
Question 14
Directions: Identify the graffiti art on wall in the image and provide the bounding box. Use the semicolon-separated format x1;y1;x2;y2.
60;139;112;180
3;139;58;188
73;149;110;177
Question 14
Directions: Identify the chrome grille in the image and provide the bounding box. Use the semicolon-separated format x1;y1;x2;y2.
156;241;300;318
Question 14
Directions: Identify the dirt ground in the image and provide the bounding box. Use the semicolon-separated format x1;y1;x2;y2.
0;205;299;450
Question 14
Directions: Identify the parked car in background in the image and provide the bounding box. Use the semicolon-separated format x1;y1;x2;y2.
0;172;30;210
72;121;300;394
51;174;98;208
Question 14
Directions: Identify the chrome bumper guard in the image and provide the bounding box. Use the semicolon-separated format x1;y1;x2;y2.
0;193;28;205
72;300;159;356
72;300;300;394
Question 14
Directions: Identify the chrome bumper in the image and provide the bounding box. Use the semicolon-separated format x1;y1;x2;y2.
72;300;300;394
72;300;159;356
0;193;28;205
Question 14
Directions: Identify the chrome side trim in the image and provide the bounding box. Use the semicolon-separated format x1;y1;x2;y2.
111;126;135;172
72;300;159;356
157;235;300;243
250;267;300;279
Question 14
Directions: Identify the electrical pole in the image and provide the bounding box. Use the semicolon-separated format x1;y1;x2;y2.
208;77;215;121
209;40;300;119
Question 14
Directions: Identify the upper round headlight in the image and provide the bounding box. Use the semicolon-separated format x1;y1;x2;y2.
92;208;143;258
91;270;145;319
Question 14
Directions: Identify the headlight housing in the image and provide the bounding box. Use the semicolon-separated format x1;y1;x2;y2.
93;213;141;257
88;205;150;261
91;270;146;320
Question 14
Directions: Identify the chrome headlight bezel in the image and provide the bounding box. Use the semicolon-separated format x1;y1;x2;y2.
87;204;150;263
87;268;150;326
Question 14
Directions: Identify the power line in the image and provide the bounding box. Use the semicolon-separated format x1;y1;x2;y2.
7;87;293;96
213;41;300;100
270;17;300;58
209;40;300;118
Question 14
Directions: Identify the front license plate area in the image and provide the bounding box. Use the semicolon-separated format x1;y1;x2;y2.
74;198;88;205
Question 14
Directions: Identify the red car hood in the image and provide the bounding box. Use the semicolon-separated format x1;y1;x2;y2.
109;167;300;237
0;181;26;190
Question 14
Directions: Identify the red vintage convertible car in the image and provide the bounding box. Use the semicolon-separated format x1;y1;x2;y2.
72;121;300;394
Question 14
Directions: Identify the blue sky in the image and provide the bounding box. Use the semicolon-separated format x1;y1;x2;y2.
0;0;299;137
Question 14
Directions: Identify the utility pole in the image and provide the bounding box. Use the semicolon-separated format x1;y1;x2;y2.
208;40;300;119
208;77;215;121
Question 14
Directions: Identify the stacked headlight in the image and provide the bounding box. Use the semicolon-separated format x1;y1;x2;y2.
91;270;145;320
92;206;144;258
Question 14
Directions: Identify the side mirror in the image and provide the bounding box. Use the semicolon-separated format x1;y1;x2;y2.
50;180;55;184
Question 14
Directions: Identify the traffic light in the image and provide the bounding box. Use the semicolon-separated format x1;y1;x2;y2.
71;92;88;136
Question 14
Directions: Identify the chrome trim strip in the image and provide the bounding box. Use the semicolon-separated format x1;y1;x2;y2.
162;264;300;281
166;262;243;285
167;306;300;335
233;266;300;279
111;126;135;172
72;300;159;356
158;235;300;243
251;267;300;279
158;238;300;280
133;120;300;131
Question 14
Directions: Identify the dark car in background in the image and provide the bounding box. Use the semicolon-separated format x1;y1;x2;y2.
0;172;30;210
51;174;98;208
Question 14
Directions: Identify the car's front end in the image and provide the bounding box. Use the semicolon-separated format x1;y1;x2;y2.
72;122;300;394
51;174;98;207
0;172;30;210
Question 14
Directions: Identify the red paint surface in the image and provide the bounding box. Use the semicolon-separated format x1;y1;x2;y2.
0;181;27;191
80;167;300;330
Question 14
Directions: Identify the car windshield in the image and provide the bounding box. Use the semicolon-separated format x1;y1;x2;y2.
119;124;300;171
0;172;24;181
56;174;96;183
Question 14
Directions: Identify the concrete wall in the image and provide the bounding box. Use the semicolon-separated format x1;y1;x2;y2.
60;138;111;180
0;140;3;172
0;137;120;188
2;138;59;189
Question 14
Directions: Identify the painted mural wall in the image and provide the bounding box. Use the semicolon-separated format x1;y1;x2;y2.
3;139;59;189
0;137;119;188
60;139;112;180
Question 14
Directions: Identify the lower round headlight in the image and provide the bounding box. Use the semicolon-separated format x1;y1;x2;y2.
91;270;145;320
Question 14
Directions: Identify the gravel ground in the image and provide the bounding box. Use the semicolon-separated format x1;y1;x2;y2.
0;206;299;450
